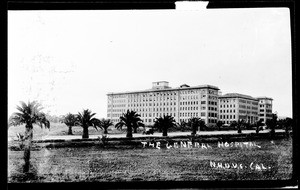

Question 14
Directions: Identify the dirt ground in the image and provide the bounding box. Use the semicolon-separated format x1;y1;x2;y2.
8;138;293;182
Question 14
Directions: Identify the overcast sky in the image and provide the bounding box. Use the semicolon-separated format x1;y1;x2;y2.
8;7;292;118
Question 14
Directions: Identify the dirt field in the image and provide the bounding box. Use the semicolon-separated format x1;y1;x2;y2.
8;137;293;182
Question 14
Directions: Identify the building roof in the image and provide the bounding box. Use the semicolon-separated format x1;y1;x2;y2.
256;96;273;100
107;84;219;95
219;93;258;101
152;81;169;83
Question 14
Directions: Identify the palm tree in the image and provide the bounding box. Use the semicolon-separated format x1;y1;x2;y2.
76;109;100;139
216;121;223;131
61;113;77;135
266;113;277;138
8;101;50;172
187;117;204;135
115;110;144;138
237;119;244;133
283;117;293;137
132;119;145;133
230;120;238;130
284;117;293;133
255;119;264;134
99;118;114;134
177;120;187;132
154;115;177;137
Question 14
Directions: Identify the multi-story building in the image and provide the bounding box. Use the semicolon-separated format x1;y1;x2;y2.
218;93;259;124
257;97;273;123
107;81;219;126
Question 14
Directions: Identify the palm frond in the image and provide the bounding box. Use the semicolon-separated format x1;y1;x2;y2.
115;122;124;129
9;101;50;129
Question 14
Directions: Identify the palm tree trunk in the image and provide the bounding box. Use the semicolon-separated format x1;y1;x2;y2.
23;126;33;173
126;126;133;138
104;128;108;134
256;125;259;134
191;124;196;135
238;126;242;133
162;129;168;137
270;128;275;138
82;126;89;139
133;127;137;133
68;126;73;135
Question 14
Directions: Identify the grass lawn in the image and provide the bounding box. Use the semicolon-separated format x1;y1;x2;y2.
8;122;126;141
8;137;293;182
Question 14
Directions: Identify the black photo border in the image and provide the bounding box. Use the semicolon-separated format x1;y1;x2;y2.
3;0;298;189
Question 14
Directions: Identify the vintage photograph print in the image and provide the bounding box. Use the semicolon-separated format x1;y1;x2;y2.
7;2;295;186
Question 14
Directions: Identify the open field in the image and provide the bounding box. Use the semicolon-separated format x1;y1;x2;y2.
8;122;125;141
8;122;285;142
8;137;293;182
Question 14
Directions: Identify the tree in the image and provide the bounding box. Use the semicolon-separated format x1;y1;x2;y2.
187;117;204;135
277;117;293;133
283;117;293;137
284;117;293;133
154;115;177;137
61;113;77;135
99;118;114;134
230;121;238;129
8;101;50;172
255;119;264;134
75;109;100;139
266;113;277;138
177;120;187;132
115;110;144;138
216;121;223;131
244;120;252;130
132;119;145;133
237;119;245;133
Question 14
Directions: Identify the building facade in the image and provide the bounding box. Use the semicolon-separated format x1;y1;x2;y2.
257;97;273;123
218;93;259;124
107;81;219;126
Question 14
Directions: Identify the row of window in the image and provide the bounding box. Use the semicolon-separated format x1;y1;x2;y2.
239;105;258;110
220;109;236;113
128;97;177;102
112;91;218;103
220;115;236;119
108;112;177;119
180;107;198;111
128;102;177;107
122;88;216;99
220;99;236;103
220;104;235;108
208;101;217;105
180;101;198;105
109;109;126;113
111;104;126;108
180;89;211;95
110;100;264;109
152;107;177;112
208;107;218;111
208;113;218;117
127;92;177;98
180;112;199;117
181;95;202;100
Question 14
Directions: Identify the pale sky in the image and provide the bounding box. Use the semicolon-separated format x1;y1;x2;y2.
8;7;292;118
